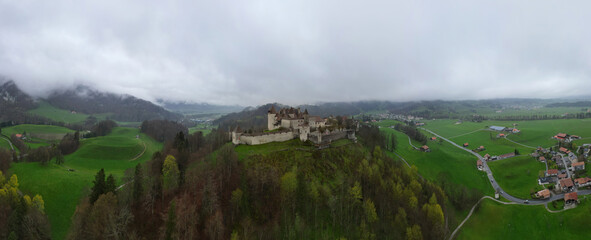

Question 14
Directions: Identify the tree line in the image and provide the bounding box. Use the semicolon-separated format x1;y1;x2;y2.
394;123;428;145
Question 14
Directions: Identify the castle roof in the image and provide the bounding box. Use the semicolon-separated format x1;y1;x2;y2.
268;105;277;114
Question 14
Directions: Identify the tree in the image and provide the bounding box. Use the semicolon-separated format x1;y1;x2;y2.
105;174;116;194
406;224;423;240
164;200;176;240
390;133;397;151
54;151;65;165
31;195;45;213
162;155;180;191
514;149;520;155
90;169;106;204
133;163;143;204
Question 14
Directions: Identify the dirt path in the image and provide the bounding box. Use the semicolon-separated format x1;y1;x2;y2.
1;136;14;151
129;142;147;161
504;136;536;149
448;129;484;139
449;196;515;240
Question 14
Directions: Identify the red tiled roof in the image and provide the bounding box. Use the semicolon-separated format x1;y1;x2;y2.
572;162;585;167
575;177;591;185
463;143;469;146
477;160;483;166
565;192;578;202
15;134;22;138
558;173;567;179
560;178;574;188
479;146;484;149
557;133;567;138
559;147;569;153
537;189;551;198
431;137;437;140
547;169;559;175
484;153;491;158
499;152;515;158
539;156;546;161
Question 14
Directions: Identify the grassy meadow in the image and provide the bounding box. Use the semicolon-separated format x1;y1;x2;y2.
10;127;162;239
1;124;75;150
488;155;547;199
457;196;591;239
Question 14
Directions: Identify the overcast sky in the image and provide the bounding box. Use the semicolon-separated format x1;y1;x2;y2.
1;1;590;106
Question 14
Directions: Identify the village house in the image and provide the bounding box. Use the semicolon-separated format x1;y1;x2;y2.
535;189;551;199
463;143;469;147
477;159;483;171
531;152;539;158
511;128;520;133
538;156;546;162
559;147;570;154
554;133;568;140
415;122;425;126
497;133;505;138
574;177;591;188
559;178;575;192
557;173;568;180
564;192;579;205
545;169;559;177
538;176;556;185
430;137;437;141
572;162;585;171
484;153;491;160
420;145;430;152
478;145;485;151
498;152;516;160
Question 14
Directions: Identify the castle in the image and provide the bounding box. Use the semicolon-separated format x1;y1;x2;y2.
231;106;357;146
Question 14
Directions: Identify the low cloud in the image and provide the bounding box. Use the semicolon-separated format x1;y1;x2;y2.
1;0;590;106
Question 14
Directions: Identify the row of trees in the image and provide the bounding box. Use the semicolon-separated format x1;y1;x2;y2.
394;123;428;145
140;120;188;142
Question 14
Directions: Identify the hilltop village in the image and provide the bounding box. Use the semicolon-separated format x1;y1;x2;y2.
231;106;357;146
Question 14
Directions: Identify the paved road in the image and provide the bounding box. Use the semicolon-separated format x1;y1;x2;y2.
558;153;572;179
421;127;591;205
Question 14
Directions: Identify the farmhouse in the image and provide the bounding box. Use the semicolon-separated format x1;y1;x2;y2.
497;133;505;138
538;156;546;162
477;159;483;171
555;133;568;139
415;122;425;126
484;153;491;160
511;128;520;133
557;173;568;180
489;126;506;131
463;143;469;147
535;189;551;199
574;177;591;187
430;137;437;141
420;145;430;152
498;152;515;160
564;192;578;205
572;162;585;171
559;178;574;192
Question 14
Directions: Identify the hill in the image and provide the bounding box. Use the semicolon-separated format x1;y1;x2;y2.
45;85;182;122
0;80;49;125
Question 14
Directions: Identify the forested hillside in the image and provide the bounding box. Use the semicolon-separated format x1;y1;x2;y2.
67;125;447;239
46;85;182;122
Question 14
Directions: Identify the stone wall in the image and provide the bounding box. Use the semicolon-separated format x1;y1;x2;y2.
239;131;295;145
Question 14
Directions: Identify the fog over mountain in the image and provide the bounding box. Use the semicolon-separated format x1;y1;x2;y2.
1;1;591;106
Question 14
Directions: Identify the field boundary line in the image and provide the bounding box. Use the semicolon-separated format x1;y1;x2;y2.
448;129;484;139
504;136;536;149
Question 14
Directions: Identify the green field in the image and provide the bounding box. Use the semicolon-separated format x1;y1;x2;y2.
425;119;591;149
10;127;162;239
488;155;547;199
377;121;493;196
28;100;112;123
2;124;76;150
457;196;591;239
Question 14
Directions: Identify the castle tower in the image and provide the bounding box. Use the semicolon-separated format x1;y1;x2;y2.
268;105;278;130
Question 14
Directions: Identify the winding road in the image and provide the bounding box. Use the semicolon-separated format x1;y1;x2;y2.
422;127;591;205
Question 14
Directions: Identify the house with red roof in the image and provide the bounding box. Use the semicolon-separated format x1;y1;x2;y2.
560;178;575;192
572;162;585;171
575;177;591;188
477;159;483;171
420;145;430;152
535;189;551;199
565;192;578;205
545;169;559;177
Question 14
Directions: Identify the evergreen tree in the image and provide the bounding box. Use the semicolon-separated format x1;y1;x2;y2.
133;163;144;204
105;174;116;194
90;168;106;204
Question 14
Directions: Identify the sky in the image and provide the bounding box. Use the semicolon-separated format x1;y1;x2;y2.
1;0;591;106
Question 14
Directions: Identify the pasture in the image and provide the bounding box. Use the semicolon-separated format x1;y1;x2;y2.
457;196;591;239
488;155;547;199
9;127;162;239
1;124;75;150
